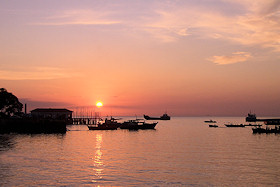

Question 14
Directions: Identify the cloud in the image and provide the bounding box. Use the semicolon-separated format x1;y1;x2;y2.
28;1;280;50
208;52;252;65
141;10;191;42
0;67;80;80
34;20;120;26
138;1;280;50
32;9;121;26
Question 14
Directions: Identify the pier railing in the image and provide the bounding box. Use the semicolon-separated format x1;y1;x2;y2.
72;117;101;125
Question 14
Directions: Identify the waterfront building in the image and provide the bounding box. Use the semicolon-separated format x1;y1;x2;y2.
31;108;73;123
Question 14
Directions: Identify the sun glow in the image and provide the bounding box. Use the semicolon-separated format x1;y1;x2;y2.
96;101;103;108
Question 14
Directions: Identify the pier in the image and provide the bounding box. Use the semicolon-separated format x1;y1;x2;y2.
70;107;101;125
72;117;99;125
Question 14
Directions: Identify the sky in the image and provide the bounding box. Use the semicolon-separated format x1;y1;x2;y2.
1;0;280;116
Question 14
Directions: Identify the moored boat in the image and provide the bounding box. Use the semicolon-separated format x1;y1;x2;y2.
244;123;262;127
224;123;245;127
88;117;121;130
252;126;280;134
204;119;217;123
120;119;158;130
209;124;218;128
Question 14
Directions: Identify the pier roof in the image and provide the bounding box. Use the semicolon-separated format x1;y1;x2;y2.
30;108;73;113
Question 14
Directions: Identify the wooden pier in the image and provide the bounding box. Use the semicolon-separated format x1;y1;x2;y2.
72;117;100;125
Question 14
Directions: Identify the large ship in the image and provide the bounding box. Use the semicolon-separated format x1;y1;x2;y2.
246;113;257;122
143;113;170;120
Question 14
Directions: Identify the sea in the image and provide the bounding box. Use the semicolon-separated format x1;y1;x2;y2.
1;117;280;186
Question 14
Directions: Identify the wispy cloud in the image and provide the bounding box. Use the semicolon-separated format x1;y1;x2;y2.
208;52;252;65
141;10;192;42
0;67;80;80
34;20;120;26
28;1;280;50
140;1;280;50
32;9;121;26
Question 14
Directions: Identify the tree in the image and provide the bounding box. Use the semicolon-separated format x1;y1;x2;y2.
0;88;23;118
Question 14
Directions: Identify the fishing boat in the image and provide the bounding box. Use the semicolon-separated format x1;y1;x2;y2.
252;126;280;134
244;123;262;127
88;117;121;130
224;123;245;127
209;124;218;128
204;119;217;123
120;119;158;130
143;113;170;120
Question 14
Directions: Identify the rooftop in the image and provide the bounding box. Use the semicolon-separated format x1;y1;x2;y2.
30;108;73;113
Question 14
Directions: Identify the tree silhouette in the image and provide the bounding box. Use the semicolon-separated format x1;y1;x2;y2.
0;88;23;118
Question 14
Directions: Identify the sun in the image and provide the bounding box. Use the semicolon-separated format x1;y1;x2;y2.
96;101;103;108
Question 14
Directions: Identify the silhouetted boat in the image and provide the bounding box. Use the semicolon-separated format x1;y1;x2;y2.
204;119;217;123
209;124;218;127
245;113;280;125
246;113;257;122
252;126;280;134
244;123;262;127
224;123;245;127
120;119;158;130
143;113;170;120
88;117;121;130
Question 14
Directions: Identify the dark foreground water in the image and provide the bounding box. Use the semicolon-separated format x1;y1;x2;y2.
1;117;280;186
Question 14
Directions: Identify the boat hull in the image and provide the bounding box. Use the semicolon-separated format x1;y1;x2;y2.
209;125;218;127
144;115;170;120
87;117;121;130
204;120;216;123
225;124;245;127
120;121;158;130
88;125;118;130
252;127;280;134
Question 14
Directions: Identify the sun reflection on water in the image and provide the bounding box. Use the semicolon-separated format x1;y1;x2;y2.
92;134;104;182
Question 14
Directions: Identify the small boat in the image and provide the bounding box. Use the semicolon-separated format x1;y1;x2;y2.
244;123;262;127
204;119;217;123
144;113;170;120
120;119;158;130
252;126;280;134
224;123;245;127
209;124;218;128
88;117;121;130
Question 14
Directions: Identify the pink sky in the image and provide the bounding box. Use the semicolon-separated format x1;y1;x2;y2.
1;0;280;116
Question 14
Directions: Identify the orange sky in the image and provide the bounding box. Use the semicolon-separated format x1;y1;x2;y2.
1;0;280;116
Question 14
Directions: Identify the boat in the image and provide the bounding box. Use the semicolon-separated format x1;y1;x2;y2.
245;113;280;125
246;113;257;122
87;117;121;130
252;126;280;134
209;124;218;128
143;113;170;120
204;119;217;123
120;119;158;130
224;123;245;127
244;123;262;127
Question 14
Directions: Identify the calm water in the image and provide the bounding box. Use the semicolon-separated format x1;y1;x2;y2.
1;117;280;186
